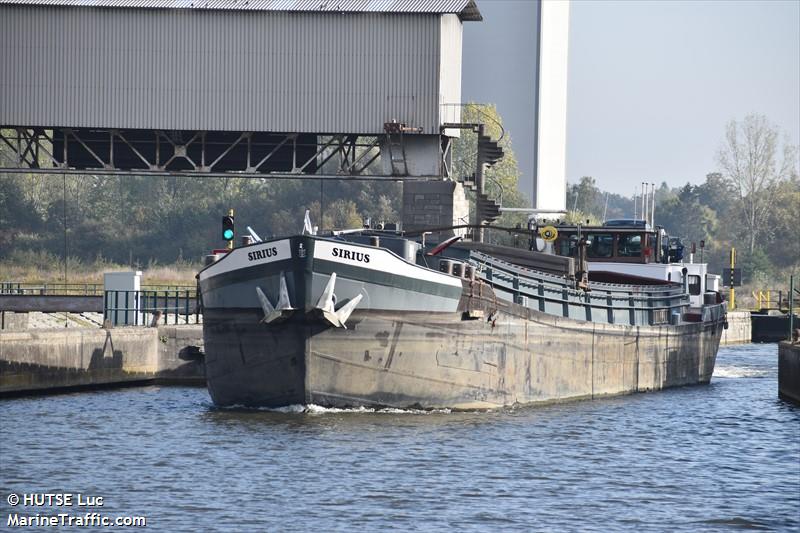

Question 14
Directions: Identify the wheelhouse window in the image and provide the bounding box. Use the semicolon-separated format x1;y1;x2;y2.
617;233;642;257
688;275;701;295
551;228;657;263
557;236;578;257
586;233;614;258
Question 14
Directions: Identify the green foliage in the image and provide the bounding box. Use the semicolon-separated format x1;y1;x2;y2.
717;114;798;254
566;176;634;222
561;115;798;286
566;176;600;216
562;210;601;226
3;112;794;290
738;248;775;288
0;176;43;249
451;103;528;245
656;184;719;244
451;103;528;210
1;106;531;265
0;170;404;268
567;170;799;284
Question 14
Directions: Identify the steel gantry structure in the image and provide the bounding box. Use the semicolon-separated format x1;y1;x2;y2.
0;126;461;181
0;0;483;182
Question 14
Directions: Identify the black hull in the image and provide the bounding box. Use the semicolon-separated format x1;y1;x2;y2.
203;308;307;406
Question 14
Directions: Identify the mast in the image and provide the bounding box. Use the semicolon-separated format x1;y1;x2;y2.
650;182;656;226
641;182;648;224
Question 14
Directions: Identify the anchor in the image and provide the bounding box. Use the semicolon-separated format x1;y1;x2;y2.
256;272;296;324
314;272;363;329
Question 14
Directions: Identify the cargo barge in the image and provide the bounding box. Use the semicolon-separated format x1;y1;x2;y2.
197;223;726;409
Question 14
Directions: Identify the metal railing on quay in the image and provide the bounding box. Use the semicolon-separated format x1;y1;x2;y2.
2;281;197;297
103;289;202;326
750;289;793;311
1;282;104;295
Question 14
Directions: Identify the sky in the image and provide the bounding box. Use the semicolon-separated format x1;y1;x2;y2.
462;0;800;198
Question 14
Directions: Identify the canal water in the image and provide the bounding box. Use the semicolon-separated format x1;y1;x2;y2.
1;344;798;531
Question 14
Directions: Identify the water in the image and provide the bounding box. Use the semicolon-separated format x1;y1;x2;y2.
2;344;798;532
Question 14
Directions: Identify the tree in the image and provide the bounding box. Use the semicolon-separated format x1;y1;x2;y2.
656;184;718;245
566;176;601;218
717;114;798;253
0;176;43;254
451;103;528;243
761;174;800;271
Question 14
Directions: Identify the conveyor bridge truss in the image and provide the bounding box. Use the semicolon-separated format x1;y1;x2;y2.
0;126;453;181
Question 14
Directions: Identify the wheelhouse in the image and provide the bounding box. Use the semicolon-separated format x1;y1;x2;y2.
551;226;662;264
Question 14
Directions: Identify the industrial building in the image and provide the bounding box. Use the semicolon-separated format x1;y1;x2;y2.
0;0;570;231
0;0;482;177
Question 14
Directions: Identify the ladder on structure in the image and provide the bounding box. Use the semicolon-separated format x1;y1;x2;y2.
384;120;418;176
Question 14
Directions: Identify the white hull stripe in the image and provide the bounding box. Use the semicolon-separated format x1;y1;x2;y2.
313;240;462;288
199;239;292;281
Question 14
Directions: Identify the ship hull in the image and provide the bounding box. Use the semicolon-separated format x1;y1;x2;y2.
203;306;723;410
199;236;724;409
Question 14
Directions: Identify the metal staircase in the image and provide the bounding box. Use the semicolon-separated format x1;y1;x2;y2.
442;120;506;241
472;126;505;241
474;130;504;228
476;192;502;225
477;131;504;168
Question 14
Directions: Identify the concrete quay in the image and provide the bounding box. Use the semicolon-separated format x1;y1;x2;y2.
0;325;205;396
778;341;800;404
720;310;752;345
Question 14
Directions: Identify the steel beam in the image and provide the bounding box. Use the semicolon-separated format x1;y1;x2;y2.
0;167;435;181
0;126;443;181
0;295;103;313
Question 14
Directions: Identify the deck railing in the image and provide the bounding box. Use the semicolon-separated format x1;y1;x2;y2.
470;251;691;327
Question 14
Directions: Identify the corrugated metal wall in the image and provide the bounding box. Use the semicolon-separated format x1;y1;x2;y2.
0;6;452;134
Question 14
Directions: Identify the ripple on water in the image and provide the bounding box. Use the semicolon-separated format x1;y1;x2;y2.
1;344;798;532
213;403;455;415
713;365;770;378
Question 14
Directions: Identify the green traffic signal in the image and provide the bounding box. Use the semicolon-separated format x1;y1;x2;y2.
222;215;235;242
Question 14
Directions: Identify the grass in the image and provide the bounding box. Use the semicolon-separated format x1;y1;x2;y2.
0;250;199;286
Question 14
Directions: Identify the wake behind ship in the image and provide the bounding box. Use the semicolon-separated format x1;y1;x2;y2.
197;226;726;409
